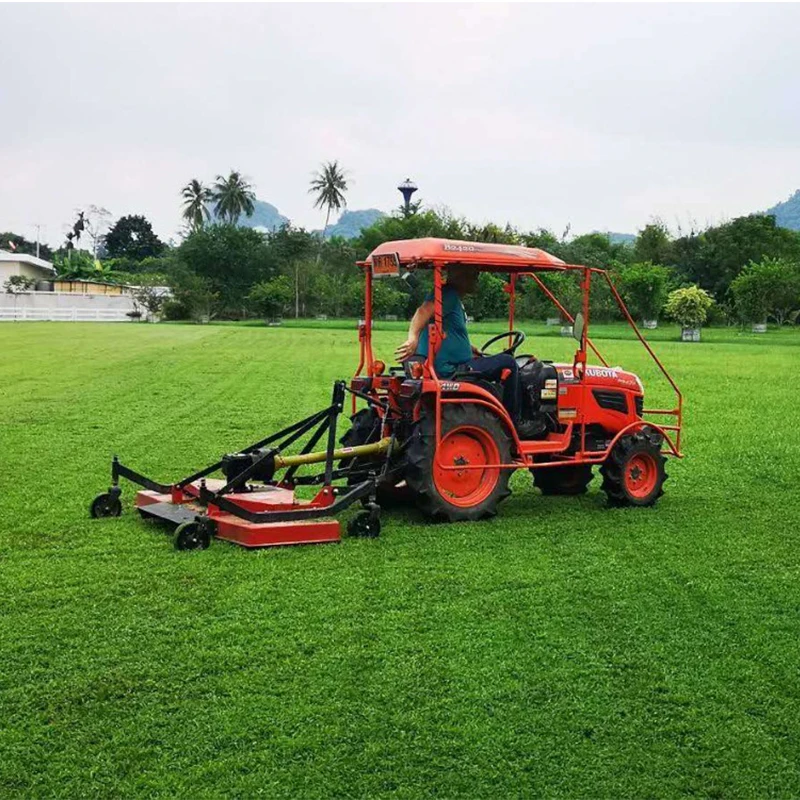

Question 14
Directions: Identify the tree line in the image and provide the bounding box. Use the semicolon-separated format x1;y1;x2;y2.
4;163;800;327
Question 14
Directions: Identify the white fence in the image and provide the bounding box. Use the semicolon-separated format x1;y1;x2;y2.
0;291;137;322
0;307;133;322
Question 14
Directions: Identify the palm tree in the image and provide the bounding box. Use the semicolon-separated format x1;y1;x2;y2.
212;171;256;226
309;161;349;254
181;179;213;232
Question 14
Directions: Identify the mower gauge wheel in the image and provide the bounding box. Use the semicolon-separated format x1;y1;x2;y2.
174;521;211;551
90;492;122;519
347;510;381;539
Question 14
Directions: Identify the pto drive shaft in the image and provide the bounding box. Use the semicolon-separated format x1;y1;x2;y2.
273;437;392;469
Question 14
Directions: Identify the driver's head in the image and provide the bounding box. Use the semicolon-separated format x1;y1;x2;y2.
446;264;479;295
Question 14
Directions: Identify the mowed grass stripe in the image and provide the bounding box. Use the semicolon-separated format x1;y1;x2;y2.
1;322;799;797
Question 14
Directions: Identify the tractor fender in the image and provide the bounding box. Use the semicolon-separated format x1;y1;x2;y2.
416;380;523;453
604;419;681;458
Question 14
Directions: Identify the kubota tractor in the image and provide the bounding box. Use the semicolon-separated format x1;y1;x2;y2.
91;238;682;549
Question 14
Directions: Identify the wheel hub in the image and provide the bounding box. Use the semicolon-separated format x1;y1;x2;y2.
625;452;658;499
432;426;501;507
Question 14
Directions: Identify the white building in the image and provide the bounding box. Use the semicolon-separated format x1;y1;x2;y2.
0;250;57;287
0;250;142;322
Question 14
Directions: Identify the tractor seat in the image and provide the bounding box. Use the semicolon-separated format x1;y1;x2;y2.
450;365;505;401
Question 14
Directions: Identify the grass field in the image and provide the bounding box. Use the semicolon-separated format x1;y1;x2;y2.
2;321;800;798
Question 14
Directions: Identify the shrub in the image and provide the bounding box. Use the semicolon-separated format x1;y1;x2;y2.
729;257;800;325
664;286;714;329
130;276;169;319
617;262;670;321
248;275;294;320
4;275;37;293
168;266;218;322
464;273;507;320
371;280;407;318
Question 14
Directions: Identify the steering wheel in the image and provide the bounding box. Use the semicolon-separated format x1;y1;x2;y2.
479;330;526;356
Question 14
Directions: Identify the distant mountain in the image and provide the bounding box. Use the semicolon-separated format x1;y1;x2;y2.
208;199;289;232
764;189;800;231
207;200;384;239
322;208;385;239
595;231;636;245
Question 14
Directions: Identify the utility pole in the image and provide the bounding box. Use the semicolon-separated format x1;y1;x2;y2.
33;223;43;259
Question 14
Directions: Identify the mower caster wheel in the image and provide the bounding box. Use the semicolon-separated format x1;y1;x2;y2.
348;510;381;539
174;521;211;551
90;492;122;518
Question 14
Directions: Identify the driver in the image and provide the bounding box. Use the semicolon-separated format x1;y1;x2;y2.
395;264;521;426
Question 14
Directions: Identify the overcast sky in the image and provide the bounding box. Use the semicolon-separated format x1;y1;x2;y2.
2;3;799;248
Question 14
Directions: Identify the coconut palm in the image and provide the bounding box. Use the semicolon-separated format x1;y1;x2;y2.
212;171;256;226
309;161;349;250
181;179;213;231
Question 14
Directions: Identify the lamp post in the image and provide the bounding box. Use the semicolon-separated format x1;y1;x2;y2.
397;178;418;216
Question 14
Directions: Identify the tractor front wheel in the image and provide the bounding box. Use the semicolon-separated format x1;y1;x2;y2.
407;404;513;522
600;429;667;507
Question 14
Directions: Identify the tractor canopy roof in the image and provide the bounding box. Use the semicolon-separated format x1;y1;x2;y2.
360;237;571;274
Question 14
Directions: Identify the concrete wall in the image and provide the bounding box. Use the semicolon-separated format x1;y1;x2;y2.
0;291;138;322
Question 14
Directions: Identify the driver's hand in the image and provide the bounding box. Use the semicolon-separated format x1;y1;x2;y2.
395;336;419;362
471;345;483;358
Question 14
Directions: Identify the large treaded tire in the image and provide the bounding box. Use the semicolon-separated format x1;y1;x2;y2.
406;404;513;522
532;463;593;496
340;408;410;507
340;408;382;452
600;427;667;507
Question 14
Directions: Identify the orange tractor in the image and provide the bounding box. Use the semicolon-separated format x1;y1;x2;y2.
91;238;682;549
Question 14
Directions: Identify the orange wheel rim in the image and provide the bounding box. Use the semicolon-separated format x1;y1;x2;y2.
433;425;500;508
625;453;658;499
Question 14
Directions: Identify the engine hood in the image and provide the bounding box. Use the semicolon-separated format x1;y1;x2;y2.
554;363;643;391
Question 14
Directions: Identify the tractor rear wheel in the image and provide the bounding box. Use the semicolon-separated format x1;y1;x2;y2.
406;404;513;522
532;463;593;495
600;428;667;507
340;408;411;507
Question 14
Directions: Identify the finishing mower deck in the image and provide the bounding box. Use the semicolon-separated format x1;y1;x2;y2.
136;481;342;548
90;382;391;550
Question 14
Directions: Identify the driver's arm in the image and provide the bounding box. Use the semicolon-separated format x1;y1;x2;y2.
395;300;434;361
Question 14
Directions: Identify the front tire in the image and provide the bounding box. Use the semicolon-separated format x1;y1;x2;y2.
600;428;667;507
406;404;513;522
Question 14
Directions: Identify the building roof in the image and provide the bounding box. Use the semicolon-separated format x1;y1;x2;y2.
361;237;569;273
0;250;57;274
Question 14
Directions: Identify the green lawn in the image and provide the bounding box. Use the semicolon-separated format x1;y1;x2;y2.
1;321;799;798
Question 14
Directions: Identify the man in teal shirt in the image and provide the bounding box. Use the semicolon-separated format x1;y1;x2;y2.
395;265;521;423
